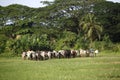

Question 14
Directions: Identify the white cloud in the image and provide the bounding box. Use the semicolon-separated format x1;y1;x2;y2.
0;0;54;8
0;0;119;8
107;0;120;3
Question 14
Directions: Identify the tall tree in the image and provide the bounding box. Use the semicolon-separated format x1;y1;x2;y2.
93;1;120;42
41;0;105;33
80;13;103;47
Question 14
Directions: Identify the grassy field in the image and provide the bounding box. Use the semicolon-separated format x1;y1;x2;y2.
0;52;120;80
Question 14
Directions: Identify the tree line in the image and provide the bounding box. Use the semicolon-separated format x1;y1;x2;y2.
0;0;120;55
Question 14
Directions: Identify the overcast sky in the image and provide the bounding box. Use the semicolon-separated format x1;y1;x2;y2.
0;0;120;8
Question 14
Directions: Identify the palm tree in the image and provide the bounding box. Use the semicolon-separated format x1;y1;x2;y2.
80;13;103;48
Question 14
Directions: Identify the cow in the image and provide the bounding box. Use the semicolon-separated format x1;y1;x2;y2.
40;51;49;60
58;50;66;59
31;50;37;60
64;50;71;58
35;51;43;61
94;49;99;56
71;50;77;58
26;50;32;60
47;51;53;59
79;49;88;57
58;50;71;58
52;50;58;58
22;52;27;60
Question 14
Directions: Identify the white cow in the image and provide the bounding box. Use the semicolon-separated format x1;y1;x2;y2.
79;49;87;57
94;49;99;56
26;50;32;60
40;51;49;60
53;50;59;58
31;50;36;60
22;52;27;60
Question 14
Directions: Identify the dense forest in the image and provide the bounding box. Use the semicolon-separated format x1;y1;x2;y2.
0;0;120;56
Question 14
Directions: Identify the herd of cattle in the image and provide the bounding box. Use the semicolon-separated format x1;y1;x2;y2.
22;49;99;61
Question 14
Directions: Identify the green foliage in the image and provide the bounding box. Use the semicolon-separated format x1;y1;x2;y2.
15;28;33;35
55;31;77;50
0;35;8;53
91;35;114;51
93;1;120;42
80;13;103;48
0;1;120;56
112;43;120;52
6;34;52;55
74;36;89;49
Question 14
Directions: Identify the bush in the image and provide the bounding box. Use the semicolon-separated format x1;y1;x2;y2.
6;34;53;55
74;35;89;49
0;35;8;54
54;31;77;50
112;43;120;52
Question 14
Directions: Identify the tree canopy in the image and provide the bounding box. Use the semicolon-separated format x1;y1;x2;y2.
0;0;120;54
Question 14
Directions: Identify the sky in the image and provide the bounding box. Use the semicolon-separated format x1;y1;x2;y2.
0;0;120;8
0;0;54;8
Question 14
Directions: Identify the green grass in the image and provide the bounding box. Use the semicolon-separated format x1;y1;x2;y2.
0;53;120;80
